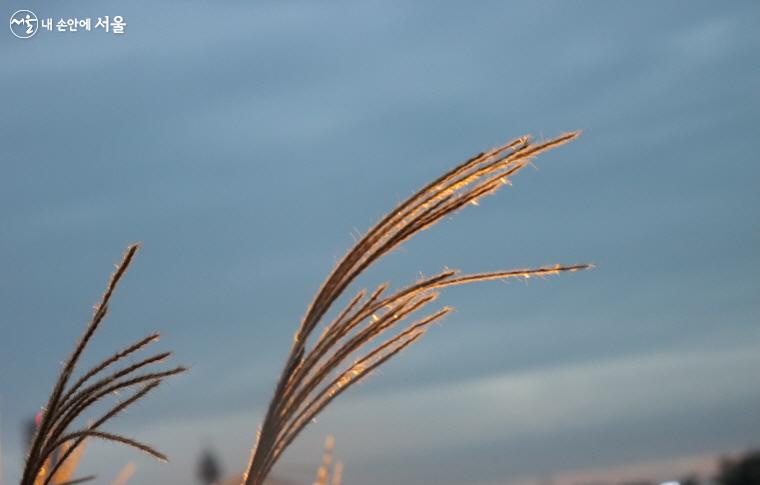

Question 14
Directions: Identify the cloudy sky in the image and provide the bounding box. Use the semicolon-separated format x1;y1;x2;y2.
1;1;759;484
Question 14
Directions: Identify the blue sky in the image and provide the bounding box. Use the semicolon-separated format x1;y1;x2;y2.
1;1;759;484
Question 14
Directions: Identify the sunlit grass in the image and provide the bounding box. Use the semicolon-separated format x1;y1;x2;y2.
241;132;589;485
22;132;588;485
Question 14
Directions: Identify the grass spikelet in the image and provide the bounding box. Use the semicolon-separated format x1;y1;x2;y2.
21;246;185;485
242;132;591;484
50;439;87;485
110;463;136;485
54;476;95;485
312;435;334;485
331;462;343;485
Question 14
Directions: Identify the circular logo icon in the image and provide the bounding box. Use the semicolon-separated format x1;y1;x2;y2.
10;10;38;39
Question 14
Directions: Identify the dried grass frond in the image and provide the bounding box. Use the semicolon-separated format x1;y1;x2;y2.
110;463;136;485
312;435;334;485
242;133;591;484
21;246;185;485
331;462;343;485
50;439;87;485
55;476;95;485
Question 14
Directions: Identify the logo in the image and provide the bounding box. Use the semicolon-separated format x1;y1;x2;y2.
10;9;38;38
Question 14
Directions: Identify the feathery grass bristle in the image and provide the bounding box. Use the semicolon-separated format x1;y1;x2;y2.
242;132;590;485
21;245;185;485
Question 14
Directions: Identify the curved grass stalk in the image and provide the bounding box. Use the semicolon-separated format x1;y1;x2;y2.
242;132;591;485
21;246;186;485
